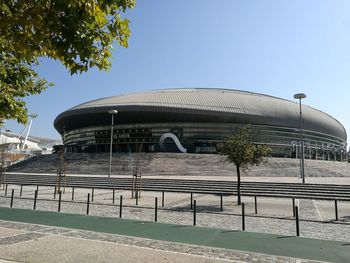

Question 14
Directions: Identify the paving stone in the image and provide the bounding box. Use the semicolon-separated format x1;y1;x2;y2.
0;232;45;246
0;221;325;263
1;194;349;243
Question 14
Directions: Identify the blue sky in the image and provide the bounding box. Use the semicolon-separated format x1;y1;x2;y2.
4;0;350;146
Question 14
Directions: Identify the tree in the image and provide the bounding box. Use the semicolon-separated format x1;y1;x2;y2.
0;0;135;124
218;125;271;205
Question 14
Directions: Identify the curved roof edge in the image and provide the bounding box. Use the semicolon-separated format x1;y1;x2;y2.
54;88;347;142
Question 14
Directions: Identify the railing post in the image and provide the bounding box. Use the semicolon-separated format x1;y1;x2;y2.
220;195;223;211
295;205;300;236
36;184;39;193
162;192;164;207
20;185;23;197
54;186;57;199
91;188;94;202
292;197;295;217
155;197;158;222
254;196;258;214
112;189;115;204
86;193;90;215
58;191;62;212
71;187;75;201
193;200;197;226
242;202;245;231
136;189;139;205
335;200;338;221
190;193;193;210
131;176;134;199
119;195;123;218
10;189;14;208
5;183;8;196
33;190;38;210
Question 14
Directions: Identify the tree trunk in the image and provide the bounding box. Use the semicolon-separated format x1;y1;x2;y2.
236;165;241;205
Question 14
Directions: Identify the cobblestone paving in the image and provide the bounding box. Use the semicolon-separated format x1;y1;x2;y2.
1;191;350;243
0;221;324;263
299;200;321;221
0;232;45;246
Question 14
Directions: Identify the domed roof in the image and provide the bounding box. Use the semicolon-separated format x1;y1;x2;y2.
54;88;346;141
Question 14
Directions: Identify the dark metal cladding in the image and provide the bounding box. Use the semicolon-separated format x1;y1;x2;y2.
54;88;346;141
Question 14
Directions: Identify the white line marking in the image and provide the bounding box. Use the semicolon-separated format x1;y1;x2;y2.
313;200;324;221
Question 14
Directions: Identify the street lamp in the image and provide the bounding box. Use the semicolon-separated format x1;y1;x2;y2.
294;93;306;184
108;109;118;177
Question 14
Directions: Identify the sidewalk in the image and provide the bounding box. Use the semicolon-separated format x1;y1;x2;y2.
0;207;349;262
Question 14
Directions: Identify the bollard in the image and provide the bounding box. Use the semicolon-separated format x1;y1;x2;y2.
155;197;158;222
335;200;338;221
58;191;62;212
20;185;23;197
119;195;123;218
33;190;38;210
292;198;295;217
242;202;245;231
86;193;90;215
113;189;115;204
54;186;57;199
220;194;224;212
5;183;8;196
162;192;164;207
136;189;139;205
91;188;94;202
193;200;197;226
71;187;75;201
190;193;193;210
131;176;134;199
254;196;258;214
10;189;14;208
295;205;300;236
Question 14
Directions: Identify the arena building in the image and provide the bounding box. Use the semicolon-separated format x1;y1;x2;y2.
54;88;347;160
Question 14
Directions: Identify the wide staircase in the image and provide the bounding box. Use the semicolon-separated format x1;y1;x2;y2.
7;153;232;176
6;153;350;177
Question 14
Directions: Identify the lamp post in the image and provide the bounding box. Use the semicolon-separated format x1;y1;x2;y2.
294;93;306;184
108;109;118;177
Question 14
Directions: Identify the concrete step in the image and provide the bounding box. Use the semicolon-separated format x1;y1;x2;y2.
7;153;350;177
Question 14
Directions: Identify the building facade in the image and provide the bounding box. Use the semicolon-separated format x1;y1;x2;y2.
54;88;347;160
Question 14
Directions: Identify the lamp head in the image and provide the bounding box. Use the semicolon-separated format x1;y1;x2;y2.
108;109;118;114
294;93;307;100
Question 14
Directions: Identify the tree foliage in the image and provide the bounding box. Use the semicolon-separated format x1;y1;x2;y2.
0;0;135;124
218;125;271;169
0;52;50;123
218;125;271;204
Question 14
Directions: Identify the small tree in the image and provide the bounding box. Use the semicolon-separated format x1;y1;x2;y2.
218;125;271;205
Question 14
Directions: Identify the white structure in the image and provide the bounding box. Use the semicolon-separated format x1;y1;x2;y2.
0;131;41;152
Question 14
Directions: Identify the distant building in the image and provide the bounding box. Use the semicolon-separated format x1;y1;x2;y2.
0;130;61;166
0;131;41;152
54;88;347;160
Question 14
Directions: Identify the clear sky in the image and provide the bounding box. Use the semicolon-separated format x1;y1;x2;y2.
4;0;350;146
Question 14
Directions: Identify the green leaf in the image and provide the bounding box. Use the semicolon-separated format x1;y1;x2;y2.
0;0;135;123
218;125;272;168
